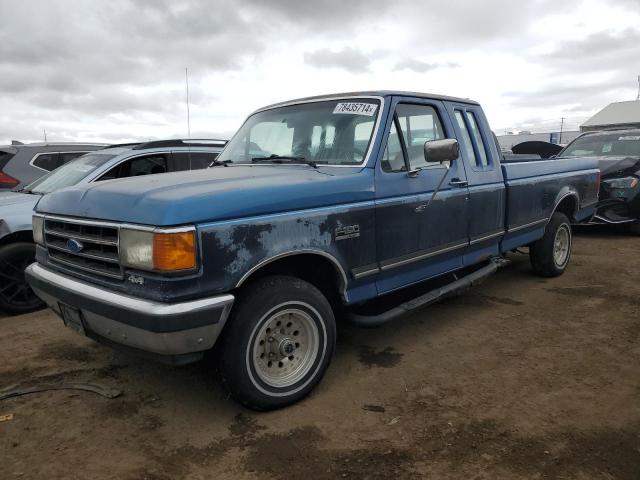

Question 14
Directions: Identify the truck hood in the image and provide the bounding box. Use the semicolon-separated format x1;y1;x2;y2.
35;165;375;226
0;190;40;207
595;156;640;178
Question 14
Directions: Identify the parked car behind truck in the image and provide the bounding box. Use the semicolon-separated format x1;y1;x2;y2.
0;139;225;315
0;142;107;190
557;129;640;232
26;91;600;410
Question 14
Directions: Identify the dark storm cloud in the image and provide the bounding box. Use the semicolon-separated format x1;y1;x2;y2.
304;48;373;73
0;0;260;103
254;0;581;46
0;0;635;143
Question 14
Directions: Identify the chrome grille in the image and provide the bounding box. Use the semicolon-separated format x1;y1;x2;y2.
44;217;122;279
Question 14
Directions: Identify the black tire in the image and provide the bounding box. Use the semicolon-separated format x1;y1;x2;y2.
219;275;336;411
530;212;572;277
0;242;44;315
628;221;640;235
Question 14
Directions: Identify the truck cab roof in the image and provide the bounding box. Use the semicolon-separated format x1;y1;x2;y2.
257;90;479;113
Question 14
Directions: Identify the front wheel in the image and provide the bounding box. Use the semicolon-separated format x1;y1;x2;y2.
0;242;45;315
530;212;572;277
628;221;640;235
219;275;336;411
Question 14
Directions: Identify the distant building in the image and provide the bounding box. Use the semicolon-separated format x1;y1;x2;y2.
581;100;640;132
496;130;580;151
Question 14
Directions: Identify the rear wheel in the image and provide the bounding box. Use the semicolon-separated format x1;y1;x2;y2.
219;275;336;411
0;242;44;315
530;212;572;277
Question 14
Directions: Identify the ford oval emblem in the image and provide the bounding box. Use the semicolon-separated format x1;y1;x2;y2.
66;238;84;253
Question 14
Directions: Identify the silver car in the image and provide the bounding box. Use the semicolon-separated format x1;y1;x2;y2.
0;139;226;315
0;142;107;190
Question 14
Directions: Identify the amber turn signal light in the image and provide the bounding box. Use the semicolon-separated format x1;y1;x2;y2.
152;231;196;271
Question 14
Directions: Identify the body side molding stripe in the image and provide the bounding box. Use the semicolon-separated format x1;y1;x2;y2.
507;218;548;233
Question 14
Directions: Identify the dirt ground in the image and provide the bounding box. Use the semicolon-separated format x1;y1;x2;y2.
1;227;639;480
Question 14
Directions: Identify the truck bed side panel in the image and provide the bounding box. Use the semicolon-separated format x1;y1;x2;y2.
501;158;599;251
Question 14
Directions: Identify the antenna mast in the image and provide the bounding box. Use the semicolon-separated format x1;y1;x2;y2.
185;67;191;139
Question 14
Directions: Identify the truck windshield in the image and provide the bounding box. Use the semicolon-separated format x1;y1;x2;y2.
218;99;381;166
560;133;640;158
25;153;117;194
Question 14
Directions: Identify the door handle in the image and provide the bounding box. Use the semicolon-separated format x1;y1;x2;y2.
449;179;468;187
414;204;427;213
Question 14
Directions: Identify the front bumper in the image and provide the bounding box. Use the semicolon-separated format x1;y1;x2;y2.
590;198;639;224
26;263;234;362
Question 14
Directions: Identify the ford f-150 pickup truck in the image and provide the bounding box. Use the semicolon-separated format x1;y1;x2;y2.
26;91;600;410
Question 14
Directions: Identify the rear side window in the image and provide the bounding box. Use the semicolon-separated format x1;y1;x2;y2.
0;151;16;169
465;112;489;167
454;111;477;165
172;151;220;171
32;153;60;171
98;154;168;180
60;152;87;165
32;151;89;171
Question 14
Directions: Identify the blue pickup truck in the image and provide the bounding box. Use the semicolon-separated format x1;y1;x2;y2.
26;91;599;410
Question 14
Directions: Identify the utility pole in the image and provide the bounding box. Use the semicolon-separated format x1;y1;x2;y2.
559;117;565;144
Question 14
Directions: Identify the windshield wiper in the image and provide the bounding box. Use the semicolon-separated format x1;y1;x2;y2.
209;159;233;167
251;155;318;168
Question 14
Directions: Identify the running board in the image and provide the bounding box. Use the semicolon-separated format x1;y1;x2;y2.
347;257;510;328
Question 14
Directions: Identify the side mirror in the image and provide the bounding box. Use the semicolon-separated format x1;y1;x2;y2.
424;139;459;165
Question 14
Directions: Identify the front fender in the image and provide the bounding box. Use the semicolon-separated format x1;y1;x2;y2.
197;201;377;299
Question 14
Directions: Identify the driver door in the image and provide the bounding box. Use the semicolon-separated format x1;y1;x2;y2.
374;99;470;294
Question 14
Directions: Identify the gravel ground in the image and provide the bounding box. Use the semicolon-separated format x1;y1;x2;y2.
1;227;639;479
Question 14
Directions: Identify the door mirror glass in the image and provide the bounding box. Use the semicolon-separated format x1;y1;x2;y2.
424;139;459;165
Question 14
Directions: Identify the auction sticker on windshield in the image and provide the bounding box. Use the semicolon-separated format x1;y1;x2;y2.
333;102;378;116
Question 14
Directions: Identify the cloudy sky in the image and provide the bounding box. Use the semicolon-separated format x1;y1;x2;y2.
1;0;638;144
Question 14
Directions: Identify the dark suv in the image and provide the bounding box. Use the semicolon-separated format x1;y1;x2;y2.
0;142;107;190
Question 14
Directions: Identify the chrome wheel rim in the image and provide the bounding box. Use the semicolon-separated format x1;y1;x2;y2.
252;308;320;388
553;224;570;267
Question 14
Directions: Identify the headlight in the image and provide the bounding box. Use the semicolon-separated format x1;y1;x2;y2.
32;215;45;245
120;227;196;272
603;176;638;189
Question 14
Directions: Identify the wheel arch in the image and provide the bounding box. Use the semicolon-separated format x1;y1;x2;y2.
0;229;34;247
235;250;349;305
551;191;579;223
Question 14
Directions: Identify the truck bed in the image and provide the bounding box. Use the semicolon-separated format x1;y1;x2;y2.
500;157;599;251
